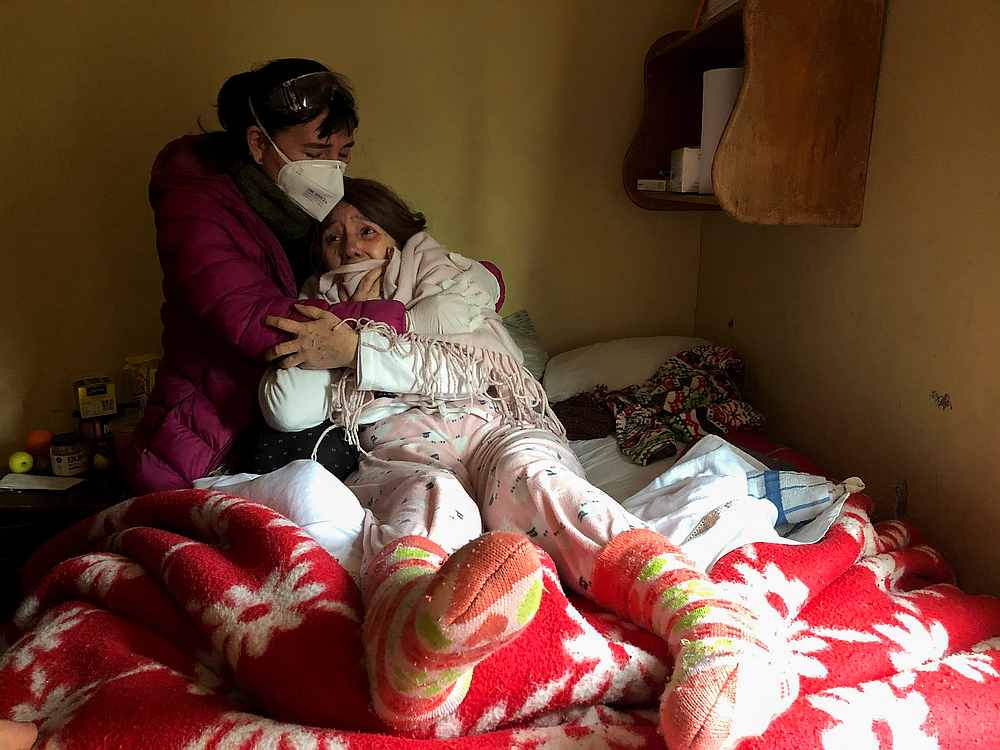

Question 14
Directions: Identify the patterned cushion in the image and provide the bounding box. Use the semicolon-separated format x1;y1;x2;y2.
503;310;549;381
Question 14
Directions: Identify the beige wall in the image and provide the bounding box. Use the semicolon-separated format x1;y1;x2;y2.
695;0;1000;592
0;1;700;457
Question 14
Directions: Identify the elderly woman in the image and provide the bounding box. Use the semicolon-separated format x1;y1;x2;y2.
123;59;406;492
261;179;792;749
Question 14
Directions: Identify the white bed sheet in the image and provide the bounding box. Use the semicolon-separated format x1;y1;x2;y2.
569;436;678;503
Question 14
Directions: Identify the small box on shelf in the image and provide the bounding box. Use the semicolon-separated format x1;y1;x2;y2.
636;179;667;192
670;148;702;193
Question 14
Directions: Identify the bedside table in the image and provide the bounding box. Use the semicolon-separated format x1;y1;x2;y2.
0;478;125;618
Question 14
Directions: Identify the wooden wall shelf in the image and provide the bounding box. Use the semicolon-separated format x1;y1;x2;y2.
623;0;886;226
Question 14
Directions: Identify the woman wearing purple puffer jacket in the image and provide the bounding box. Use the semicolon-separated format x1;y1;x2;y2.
122;58;406;492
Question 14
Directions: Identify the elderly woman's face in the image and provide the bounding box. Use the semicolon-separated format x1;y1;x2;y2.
320;202;395;271
249;110;355;183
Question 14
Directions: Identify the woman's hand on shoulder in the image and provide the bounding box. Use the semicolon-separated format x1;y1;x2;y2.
264;305;359;370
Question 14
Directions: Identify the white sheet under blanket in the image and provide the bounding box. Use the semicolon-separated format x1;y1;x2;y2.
195;435;850;577
568;436;680;503
616;435;849;570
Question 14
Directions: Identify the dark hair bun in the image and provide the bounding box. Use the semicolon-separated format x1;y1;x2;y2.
216;70;257;133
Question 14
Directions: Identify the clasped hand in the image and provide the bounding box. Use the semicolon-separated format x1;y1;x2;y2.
264;304;359;370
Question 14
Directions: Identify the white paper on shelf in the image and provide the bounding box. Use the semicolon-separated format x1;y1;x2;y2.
0;474;85;491
670;148;702;192
700;67;744;194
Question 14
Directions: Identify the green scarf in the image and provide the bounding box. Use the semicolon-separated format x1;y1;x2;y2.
230;160;317;288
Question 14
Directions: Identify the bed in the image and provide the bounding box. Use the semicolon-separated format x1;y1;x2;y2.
570;435;679;502
2;336;999;749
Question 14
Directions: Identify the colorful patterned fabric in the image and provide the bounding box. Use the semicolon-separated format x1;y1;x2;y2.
2;489;670;748
5;488;1000;748
362;533;543;731
596;344;764;466
592;528;794;750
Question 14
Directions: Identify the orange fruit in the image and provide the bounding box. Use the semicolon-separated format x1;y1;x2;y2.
25;429;54;456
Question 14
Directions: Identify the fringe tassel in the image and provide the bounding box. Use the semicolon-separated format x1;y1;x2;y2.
309;423;340;462
324;320;565;447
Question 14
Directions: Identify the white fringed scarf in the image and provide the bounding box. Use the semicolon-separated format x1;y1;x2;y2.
302;232;565;446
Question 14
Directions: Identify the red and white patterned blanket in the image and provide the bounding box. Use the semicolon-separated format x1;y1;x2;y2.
2;486;1000;749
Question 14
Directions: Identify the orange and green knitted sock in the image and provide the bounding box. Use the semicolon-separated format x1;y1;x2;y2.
592;529;793;750
361;532;543;731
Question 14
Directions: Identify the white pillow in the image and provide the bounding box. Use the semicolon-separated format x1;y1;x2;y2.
543;335;708;403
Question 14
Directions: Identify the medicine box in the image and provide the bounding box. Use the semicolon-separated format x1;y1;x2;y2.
74;376;118;419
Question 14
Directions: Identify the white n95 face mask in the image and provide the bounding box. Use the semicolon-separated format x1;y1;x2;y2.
273;152;345;221
249;98;346;221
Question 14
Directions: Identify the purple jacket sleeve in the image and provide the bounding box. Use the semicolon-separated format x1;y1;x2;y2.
155;201;321;359
155;192;406;360
479;261;506;312
326;300;406;333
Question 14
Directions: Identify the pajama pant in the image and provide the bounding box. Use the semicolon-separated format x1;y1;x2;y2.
348;405;648;595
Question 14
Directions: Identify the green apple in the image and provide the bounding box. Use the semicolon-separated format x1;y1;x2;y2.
8;451;33;474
